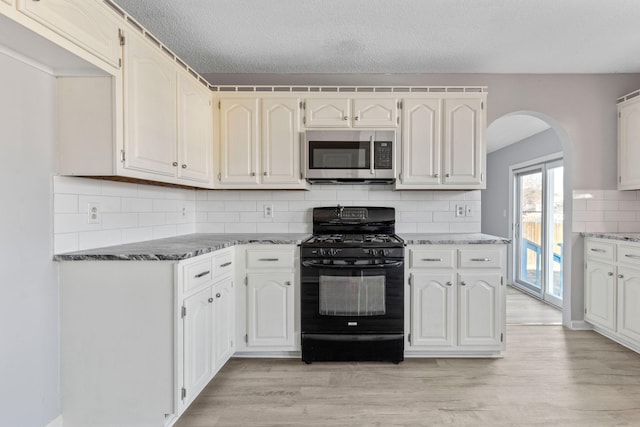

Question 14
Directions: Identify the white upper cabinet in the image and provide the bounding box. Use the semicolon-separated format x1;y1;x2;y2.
400;98;442;185
177;71;213;185
618;95;640;190
443;98;484;186
304;98;398;128
217;97;306;189
397;95;485;189
219;98;260;185
17;0;122;68
261;98;302;185
123;29;177;178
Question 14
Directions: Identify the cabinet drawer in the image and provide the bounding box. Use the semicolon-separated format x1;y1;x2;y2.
182;256;213;294
619;244;640;267
247;248;294;269
213;249;234;277
409;249;455;269
585;239;615;261
459;249;502;268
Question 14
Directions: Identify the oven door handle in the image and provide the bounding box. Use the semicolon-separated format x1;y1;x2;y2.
302;260;403;269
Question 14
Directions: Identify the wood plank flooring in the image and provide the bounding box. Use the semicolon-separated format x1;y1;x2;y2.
175;326;640;427
506;285;562;325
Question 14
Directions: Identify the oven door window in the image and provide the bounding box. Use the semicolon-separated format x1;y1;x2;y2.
308;141;370;169
319;271;386;316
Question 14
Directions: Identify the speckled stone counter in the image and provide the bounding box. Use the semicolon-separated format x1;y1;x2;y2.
581;232;640;243
53;233;311;261
400;233;510;245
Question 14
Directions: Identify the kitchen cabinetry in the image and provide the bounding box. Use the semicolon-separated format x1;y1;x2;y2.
16;0;122;68
397;96;486;189
236;245;299;352
304;97;398;128
584;237;640;352
58;247;235;427
406;244;505;356
217;97;306;189
617;91;640;190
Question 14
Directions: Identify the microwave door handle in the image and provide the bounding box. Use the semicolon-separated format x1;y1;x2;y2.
370;135;375;175
300;132;306;180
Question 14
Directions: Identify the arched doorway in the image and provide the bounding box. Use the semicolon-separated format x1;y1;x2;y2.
483;111;573;326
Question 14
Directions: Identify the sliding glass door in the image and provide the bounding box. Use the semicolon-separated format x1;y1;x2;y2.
514;159;563;308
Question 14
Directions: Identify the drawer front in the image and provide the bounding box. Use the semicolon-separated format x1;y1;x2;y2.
459;249;502;269
183;256;213;294
585;239;615;261
247;248;294;269
619;244;640;267
213;249;234;277
409;249;456;269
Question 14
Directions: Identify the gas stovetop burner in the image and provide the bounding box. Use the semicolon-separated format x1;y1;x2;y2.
306;234;403;246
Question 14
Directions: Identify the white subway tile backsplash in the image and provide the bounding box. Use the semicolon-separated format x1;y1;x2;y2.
288;223;312;234
101;181;138;198
139;212;166;227
78;230;122;250
121;198;153;213
573;189;640;233
224;201;257;212
54;233;79;254
418;223;450;233
153;224;178;239
207;212;240;223
121;227;153;244
101;213;139;230
54;176;101;195
54;194;78;213
257;223;289;233
225;222;256;233
152;199;178;213
78;195;122;213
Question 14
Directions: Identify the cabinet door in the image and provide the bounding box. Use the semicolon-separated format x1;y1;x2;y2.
219;98;260;185
400;99;441;185
618;100;640;189
410;273;456;347
123;31;177;177
261;98;303;185
183;287;213;405
584;261;616;331
442;98;484;186
305;98;351;128
212;277;235;373
177;73;213;185
246;272;295;348
17;0;121;67
617;267;640;343
458;272;502;347
352;98;397;128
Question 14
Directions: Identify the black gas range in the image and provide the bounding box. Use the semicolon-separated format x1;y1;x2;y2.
300;206;405;364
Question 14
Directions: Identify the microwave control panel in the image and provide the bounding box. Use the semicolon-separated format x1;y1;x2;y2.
374;142;393;169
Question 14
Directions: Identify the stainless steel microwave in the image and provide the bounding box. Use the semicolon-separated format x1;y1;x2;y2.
303;130;396;183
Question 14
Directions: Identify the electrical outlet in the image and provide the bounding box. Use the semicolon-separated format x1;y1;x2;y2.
465;205;472;217
87;202;100;224
263;204;273;218
455;204;465;217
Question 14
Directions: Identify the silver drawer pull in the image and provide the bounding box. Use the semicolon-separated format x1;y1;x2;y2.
470;258;491;262
590;248;606;253
421;258;443;262
259;258;279;261
219;261;233;267
624;254;640;259
194;270;210;278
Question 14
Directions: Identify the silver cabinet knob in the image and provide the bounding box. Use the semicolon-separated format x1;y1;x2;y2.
434;173;439;178
608;272;614;276
250;172;256;176
354;116;360;121
445;173;450;177
182;164;187;169
446;281;452;287
263;171;267;176
285;281;291;286
460;281;467;286
343;116;349;121
172;162;178;167
618;274;624;279
208;297;213;303
216;293;221;298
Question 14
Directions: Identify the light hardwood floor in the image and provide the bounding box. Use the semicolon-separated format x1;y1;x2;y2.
175;326;640;427
506;285;562;325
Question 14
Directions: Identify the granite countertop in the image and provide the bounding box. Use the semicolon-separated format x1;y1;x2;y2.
581;232;640;243
53;233;311;261
399;233;510;245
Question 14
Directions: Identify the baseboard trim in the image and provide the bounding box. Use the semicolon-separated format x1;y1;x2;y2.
45;415;63;427
569;320;592;330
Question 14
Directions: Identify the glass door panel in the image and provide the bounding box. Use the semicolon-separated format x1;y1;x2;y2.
516;169;543;292
545;163;564;307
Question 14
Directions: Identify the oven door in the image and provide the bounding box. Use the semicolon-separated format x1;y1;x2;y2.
300;259;404;334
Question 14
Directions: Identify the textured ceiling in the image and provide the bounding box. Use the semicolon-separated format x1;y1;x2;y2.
113;0;640;75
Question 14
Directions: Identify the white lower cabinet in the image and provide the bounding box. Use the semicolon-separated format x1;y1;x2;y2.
236;245;299;353
58;248;235;427
585;237;640;352
406;245;505;356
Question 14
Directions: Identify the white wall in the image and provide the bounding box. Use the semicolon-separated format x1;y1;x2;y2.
0;54;59;426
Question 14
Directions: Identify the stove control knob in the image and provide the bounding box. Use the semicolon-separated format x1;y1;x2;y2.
319;249;327;257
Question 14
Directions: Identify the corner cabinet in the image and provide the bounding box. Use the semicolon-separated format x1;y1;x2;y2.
216;97;307;189
584;237;640;353
303;97;398;128
235;245;300;353
58;248;235;427
618;91;640;190
396;95;486;190
406;244;505;356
